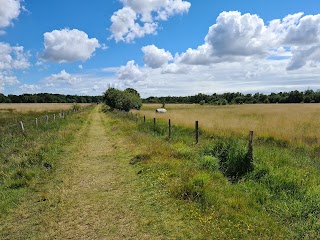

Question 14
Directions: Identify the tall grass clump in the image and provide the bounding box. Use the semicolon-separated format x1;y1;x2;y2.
203;140;254;181
177;172;214;209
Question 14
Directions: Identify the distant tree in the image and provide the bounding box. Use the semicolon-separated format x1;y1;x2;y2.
0;93;7;103
288;90;303;103
103;88;142;111
124;88;140;97
161;98;166;108
0;93;101;103
304;96;311;103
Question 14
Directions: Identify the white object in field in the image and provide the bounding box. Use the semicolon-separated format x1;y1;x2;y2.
156;108;167;113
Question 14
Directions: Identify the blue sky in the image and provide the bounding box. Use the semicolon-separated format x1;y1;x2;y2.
1;0;320;97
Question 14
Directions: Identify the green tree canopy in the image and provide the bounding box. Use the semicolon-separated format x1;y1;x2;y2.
103;88;142;112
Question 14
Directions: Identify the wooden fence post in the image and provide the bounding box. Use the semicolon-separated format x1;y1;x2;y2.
53;114;56;121
153;118;156;132
195;121;199;144
247;130;254;161
144;115;146;123
46;115;49;124
35;118;38;128
19;121;25;132
168;119;171;140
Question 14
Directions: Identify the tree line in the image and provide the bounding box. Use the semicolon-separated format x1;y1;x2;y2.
2;89;320;106
144;90;320;105
0;93;103;103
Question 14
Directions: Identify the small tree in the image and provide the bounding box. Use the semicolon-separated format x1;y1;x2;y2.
103;87;142;111
161;99;166;108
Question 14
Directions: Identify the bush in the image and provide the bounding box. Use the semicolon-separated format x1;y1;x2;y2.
103;88;142;112
72;103;81;111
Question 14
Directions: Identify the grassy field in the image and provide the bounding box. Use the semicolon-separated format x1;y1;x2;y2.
136;103;320;149
0;103;91;112
128;103;320;238
0;104;91;217
2;103;320;239
1;106;208;239
0;103;91;128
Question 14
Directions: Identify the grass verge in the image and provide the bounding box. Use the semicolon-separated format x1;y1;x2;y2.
0;107;92;217
107;107;320;239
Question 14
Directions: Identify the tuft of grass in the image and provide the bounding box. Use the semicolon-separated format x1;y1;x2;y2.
129;154;151;165
198;155;220;172
203;140;253;181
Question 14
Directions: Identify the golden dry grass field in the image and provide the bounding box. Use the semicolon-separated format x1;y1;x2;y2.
136;103;320;148
0;103;91;112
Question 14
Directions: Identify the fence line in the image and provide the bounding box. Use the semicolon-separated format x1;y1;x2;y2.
113;110;254;158
0;106;91;140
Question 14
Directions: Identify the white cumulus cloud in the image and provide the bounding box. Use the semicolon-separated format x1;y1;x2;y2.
41;29;101;63
174;11;320;71
279;13;320;70
0;0;22;30
287;45;320;70
0;73;19;92
0;42;30;70
45;70;81;85
19;84;40;93
178;44;215;65
110;7;157;43
142;44;173;68
161;62;190;74
177;11;271;65
282;13;320;45
205;11;268;57
117;60;145;82
0;42;29;92
110;0;191;42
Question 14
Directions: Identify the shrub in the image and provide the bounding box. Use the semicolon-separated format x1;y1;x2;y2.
103;87;142;112
72;103;81;111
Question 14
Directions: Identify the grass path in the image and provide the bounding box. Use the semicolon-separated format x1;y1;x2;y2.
1;107;162;239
